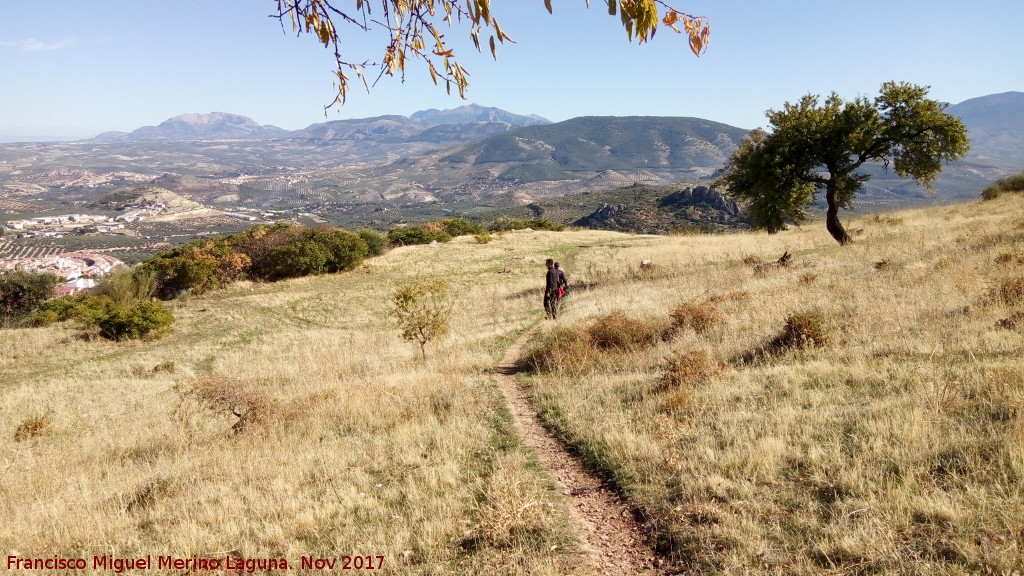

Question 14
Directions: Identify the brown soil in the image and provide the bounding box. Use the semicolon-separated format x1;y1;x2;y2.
494;326;665;576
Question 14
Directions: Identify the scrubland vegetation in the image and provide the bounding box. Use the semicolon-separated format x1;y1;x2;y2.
525;194;1024;574
1;195;1022;574
981;169;1024;200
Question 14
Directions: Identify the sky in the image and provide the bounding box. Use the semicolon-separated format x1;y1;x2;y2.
1;1;1022;141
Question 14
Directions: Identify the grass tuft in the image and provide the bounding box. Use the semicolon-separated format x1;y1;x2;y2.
14;413;51;442
669;301;722;334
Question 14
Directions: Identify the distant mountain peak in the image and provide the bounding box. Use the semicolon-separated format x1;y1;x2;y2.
948;92;1024;168
94;112;287;142
411;104;549;127
161;112;261;128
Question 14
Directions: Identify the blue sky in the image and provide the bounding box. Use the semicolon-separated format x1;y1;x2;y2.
1;1;1021;140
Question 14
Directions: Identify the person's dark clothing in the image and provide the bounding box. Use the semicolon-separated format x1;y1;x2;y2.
544;266;568;319
546;267;561;294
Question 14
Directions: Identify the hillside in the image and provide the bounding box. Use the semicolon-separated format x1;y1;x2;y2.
472;183;750;234
3;195;1022;574
440;116;749;178
948;91;1024;168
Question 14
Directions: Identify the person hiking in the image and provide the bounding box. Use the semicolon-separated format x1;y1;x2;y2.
544;259;568;320
554;262;568;297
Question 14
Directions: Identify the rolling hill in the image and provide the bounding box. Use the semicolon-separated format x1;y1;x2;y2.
947;91;1024;168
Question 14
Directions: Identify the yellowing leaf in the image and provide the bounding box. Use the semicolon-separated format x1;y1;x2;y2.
689;33;702;57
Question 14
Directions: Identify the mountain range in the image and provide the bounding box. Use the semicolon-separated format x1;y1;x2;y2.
1;94;1022;234
93;104;550;144
946;92;1024;167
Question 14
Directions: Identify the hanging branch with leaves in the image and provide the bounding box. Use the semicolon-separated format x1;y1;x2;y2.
273;0;709;110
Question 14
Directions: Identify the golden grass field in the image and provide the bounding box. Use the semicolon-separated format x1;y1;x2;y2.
2;194;1022;575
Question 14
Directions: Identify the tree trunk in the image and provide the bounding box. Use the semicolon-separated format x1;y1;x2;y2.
825;186;852;245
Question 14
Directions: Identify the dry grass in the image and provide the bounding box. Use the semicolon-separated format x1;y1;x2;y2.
523;195;1024;574
0;228;600;575
3;197;1024;574
669;301;723;334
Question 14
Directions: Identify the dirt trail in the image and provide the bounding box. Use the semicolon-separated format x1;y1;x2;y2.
494;326;664;576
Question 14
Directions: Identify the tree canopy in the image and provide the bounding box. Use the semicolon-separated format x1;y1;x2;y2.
719;82;970;245
273;0;709;108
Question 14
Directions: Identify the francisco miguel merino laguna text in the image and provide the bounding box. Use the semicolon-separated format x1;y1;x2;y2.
7;555;324;573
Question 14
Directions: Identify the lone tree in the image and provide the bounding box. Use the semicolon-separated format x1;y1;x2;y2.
720;82;970;245
273;0;709;108
391;278;453;359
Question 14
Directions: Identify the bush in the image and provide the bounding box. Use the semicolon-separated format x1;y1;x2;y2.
475;233;494;244
34;293;174;341
587;311;671;351
176;375;273;434
522;325;594;374
669;302;722;334
487;218;565;232
391;279;453;359
92;300;175;341
140;238;246;299
981;171;1024;200
0;269;62;326
525;312;672;374
771;311;829;350
357;228;388;256
33;294;88;325
658;351;724;392
94;266;156;307
386;225;451;246
435;217;484;237
142;223;370;297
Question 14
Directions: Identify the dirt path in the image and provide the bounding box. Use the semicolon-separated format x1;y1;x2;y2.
495;326;664;576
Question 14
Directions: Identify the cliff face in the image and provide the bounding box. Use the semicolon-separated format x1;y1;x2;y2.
573;185;749;234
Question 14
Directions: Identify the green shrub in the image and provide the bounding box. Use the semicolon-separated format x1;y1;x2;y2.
94;266;157;307
258;228;368;280
300;228;370;272
0;269;62;326
263;239;332;280
33;294;88;325
140;238;247;299
142;223;369;297
981;171;1024;200
435;217;483;237
34;292;173;341
474;233;494;244
391;279;452;359
357;228;388;256
487;218;565;232
93;300;175;341
386;225;451;246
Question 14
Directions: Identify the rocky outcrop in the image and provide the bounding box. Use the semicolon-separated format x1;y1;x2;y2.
659;186;741;217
